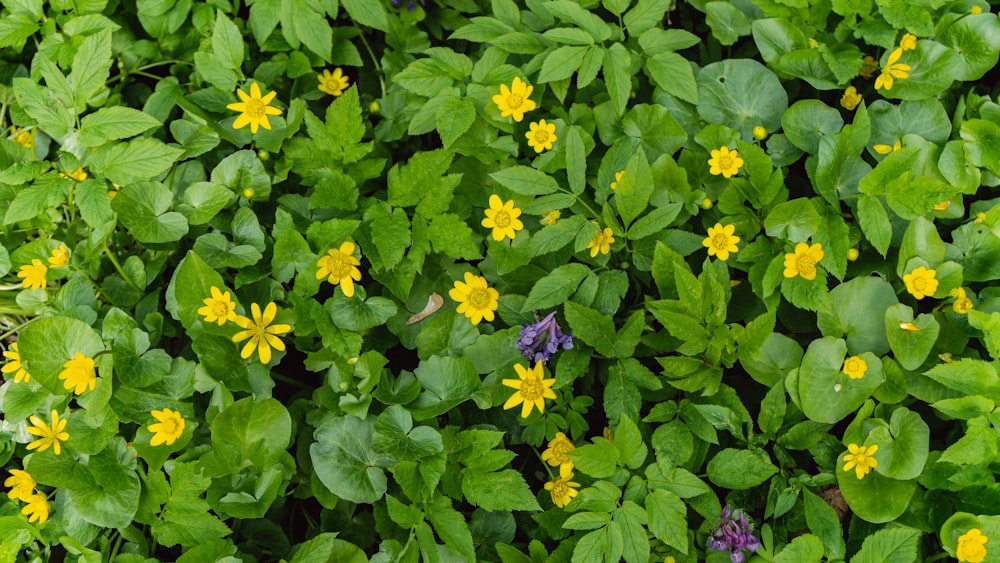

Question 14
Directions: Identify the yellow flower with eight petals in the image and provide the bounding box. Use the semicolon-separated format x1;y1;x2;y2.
17;259;47;290
707;146;744;178
58;352;96;395
449;272;499;325
227;83;283;134
148;408;186;446
198;286;238;326
875;48;910;91
587;227;615;257
2;342;30;382
526;119;557;153
783;242;824;281
47;245;69;267
21;492;49;524
957;528;988;563
26;410;69;455
703;223;740;261
843;356;867;380
316;242;363;298
482;195;524;241
842;443;878;479
903;266;938;300
5;469;36;501
502;361;557;419
317;68;350;96
232;302;293;364
492;77;537;122
841;86;862;110
543;464;580;508
541;432;575;469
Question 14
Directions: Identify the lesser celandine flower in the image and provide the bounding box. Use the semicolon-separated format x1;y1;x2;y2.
752;126;767;140
449;272;499;325
47;245;69;267
502;361;557;418
198;286;238;325
875;48;910;90
492;77;536;122
843;356;867;380
482;195;524;241
317;68;350;96
148;408;186;446
841;86;862;110
783;242;824;281
707;146;744;178
541;432;575;469
525;119;557;153
5;469;36;501
843;443;878;479
933;200;951;211
903;266;938;299
2;342;30;382
541;210;560;225
900;33;917;51
543;464;579;508
874;140;901;154
26;410;69;455
587;227;614;257
951;287;973;314
232;302;292;364
58;352;96;395
316;242;363;298
20;492;49;524
957;528;988;563
703;223;740;261
847;248;860;261
227;83;283;134
8;126;33;149
17;259;47;289
610;170;624;190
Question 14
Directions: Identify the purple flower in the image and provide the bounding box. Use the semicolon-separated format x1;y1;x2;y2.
708;506;760;563
391;0;424;10
516;311;573;364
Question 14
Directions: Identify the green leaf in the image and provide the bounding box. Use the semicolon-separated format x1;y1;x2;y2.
615;152;654;228
543;1;612;41
288;534;368;563
18;316;104;396
856;196;892;257
538;45;588;83
428;214;482;260
697;58;787;140
436;97;476;148
624;0;672;35
70;28;112;107
706;448;778;489
566;126;587;194
527;215;586;256
868;408;929;481
388;150;460;210
566;438;620;478
522;263;591;312
290;1;332;59
111;180;189;243
884;304;939;371
645;489;688;554
781;100;843;155
622;104;688;162
849;527;920;563
311;415;390;504
210;397;291;468
164;250;227;331
90;138;184;185
763;198;822;241
615;501;650;563
816;276;898;356
179;182;233;225
773;534;824;563
373;405;444;461
326;293;398;332
645;52;698;104
67;447;140;529
212;11;244;71
0;14;39;50
798;336;883;424
571;529;608;563
13;78;74;138
938;417;999;465
410;356;482;420
612;415;648;469
705;1;751;46
341;0;388;31
603;43;631;116
426;496;476;561
462;469;541;511
152;462;231;547
4;181;72;225
923;359;1000;402
780;270;831;313
802;488;845;560
836;455;916;524
490;165;560;196
78;106;161;146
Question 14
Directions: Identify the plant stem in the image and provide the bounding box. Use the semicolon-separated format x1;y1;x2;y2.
103;249;141;291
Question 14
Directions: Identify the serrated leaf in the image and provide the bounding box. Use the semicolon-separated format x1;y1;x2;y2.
79;107;161;146
70;28;112;107
462;469;541;511
522;263;591;312
436;97;476;148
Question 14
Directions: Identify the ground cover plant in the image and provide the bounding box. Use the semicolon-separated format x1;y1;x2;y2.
2;0;1000;561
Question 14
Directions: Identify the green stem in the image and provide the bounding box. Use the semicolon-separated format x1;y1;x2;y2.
357;32;387;97
272;372;312;391
103;249;141;291
0;316;40;340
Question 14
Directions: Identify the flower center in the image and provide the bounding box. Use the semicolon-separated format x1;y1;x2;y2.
161;418;179;435
797;254;817;276
246;98;267;119
550;480;570;497
552;443;572;463
913;277;926;291
712;233;729;250
506;94;524;109
533;130;550;143
717;155;734;169
211;302;230;317
323;253;352;277
520;375;543;401
494;211;511;228
469;288;491;309
846;358;861;373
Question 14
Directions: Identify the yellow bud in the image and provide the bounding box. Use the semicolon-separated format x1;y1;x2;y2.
242;188;254;198
701;198;713;210
971;5;983;14
370;101;381;113
847;248;859;261
752;126;767;140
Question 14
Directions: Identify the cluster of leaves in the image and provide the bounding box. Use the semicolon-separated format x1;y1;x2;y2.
2;0;1000;562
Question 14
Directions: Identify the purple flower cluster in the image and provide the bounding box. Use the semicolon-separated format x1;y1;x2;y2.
707;506;761;563
391;0;424;10
516;311;573;364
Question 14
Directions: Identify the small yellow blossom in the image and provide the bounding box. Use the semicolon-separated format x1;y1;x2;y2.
449;272;499;325
971;5;983;14
17;259;47;290
492;77;537;122
587;227;615;258
701;198;713;209
783;242;824;281
933;200;951;211
502;361;557;418
543;464;580;508
859;55;878;78
525;119;557;153
841;86;862;110
148;408;186;446
975;212;987;224
903;266;938;299
703;223;740;261
874;140;901;154
316;242;363;298
842;356;868;380
899;321;920;331
26;410;69;455
4;469;36;501
808;38;819;48
482;195;524;241
541;210;561;225
370;101;381;113
707;146;744;178
843;443;878;479
610;170;624;191
227;83;283;134
20;492;49;524
197;286;238;326
957;528;988;563
541;432;575;469
752;126;767;140
875;48;911;91
59;167;87;182
47;245;70;268
317;68;350;97
847;248;860;261
2;342;30;382
900;33;917;51
951;287;973;314
9;127;33;149
232;302;293;364
58;352;96;396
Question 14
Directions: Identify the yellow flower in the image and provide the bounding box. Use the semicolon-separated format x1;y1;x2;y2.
808;38;819;48
847;248;860;261
951;287;973;314
492;77;537;122
197;286;238;326
610;170;624;190
2;342;30;382
875;48;910;91
148;408;186;446
9;127;33;149
109;183;121;200
841;86;862;110
26;410;69;455
842;443;878;479
232;302;293;364
59;167;87;182
448;272;499;325
859;55;878;78
783;242;824;281
502;361;557;418
317;68;350;96
842;356;868;380
898;321;920;332
957;528;988;563
316;242;363;298
587;227;615;257
543;464;579;508
58;352;96;396
933;200;951;211
226;83;283;134
701;198;713;209
525;119;557;153
541;432;575;469
703;223;740;261
903;266;938;300
541;210;561;225
707;146;744;178
874;140;901;154
20;492;49;524
971;5;983;14
900;33;917;51
752;126;767;140
5;469;36;501
975;212;987;224
17;259;47;290
47;245;70;268
482;195;524;241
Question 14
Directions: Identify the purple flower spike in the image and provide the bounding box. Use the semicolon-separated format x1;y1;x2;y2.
516;311;574;364
708;506;760;563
